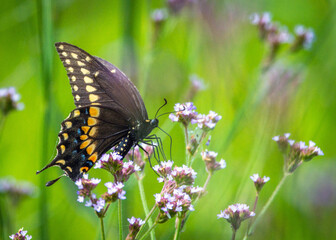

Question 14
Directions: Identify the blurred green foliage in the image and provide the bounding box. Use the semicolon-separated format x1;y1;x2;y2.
0;0;335;239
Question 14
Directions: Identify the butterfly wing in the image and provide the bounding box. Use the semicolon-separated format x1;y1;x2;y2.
38;42;148;183
55;42;148;122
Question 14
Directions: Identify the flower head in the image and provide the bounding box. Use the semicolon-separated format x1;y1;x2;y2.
201;150;226;173
76;174;100;199
191;110;221;131
171;165;197;186
0;178;35;206
272;133;291;153
9;228;32;240
103;182;126;202
217;204;255;231
126;217;145;240
169;102;198;127
250;174;270;193
291;25;315;51
153;160;174;182
0;87;24;115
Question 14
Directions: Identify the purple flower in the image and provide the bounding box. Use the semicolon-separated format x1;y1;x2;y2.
151;8;168;23
171;165;197;186
291;25;315;51
201;150;226;173
9;228;32;240
153;160;174;181
169;102;198;126
272;133;291;153
76;174;101;199
0;87;24;115
191;111;221;131
126;217;145;240
250;174;270;193
217;204;255;231
103;182;126;202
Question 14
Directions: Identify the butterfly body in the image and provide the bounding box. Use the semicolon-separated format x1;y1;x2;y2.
37;42;160;185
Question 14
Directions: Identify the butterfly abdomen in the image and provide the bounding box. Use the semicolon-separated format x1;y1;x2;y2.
114;130;134;157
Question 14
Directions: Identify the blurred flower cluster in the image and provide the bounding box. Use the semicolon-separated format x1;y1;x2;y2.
9;228;32;240
250;12;315;64
0;178;35;206
217;204;255;231
0;87;24;116
272;133;323;173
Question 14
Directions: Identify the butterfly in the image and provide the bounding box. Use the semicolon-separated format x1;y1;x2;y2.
37;42;167;186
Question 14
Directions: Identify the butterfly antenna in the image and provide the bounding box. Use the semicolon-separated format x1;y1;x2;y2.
154;98;168;118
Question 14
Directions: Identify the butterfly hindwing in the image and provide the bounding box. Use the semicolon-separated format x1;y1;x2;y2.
47;106;130;181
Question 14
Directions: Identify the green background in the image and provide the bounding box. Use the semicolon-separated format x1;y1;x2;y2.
0;0;335;239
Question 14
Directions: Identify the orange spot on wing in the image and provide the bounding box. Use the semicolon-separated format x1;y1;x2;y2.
80;139;92;149
81;126;90;134
88;152;98;162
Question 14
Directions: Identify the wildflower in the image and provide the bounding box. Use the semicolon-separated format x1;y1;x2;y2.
286;140;323;173
103;182;126;202
0;178;35;206
249;12;272;39
291;25;315;51
171;165;197;186
151;8;168;24
84;194;106;214
217;204;255;231
185;74;206;100
153;160;174;182
201;150;226;173
169;102;198;127
272;133;291;153
250;174;270;193
94;152;123;172
191;110;221;131
76;174;100;199
126;217;145;240
186;134;199;156
0;87;24;115
9;228;32;240
155;188;194;223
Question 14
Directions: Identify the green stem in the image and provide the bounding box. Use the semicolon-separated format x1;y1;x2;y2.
138;222;158;240
0;115;7;142
248;173;289;236
118;199;123;240
173;217;183;240
137;176;156;240
136;206;157;239
231;229;237;240
100;217;105;240
245;193;259;238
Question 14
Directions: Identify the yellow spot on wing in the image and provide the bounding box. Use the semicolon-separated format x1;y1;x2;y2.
89;107;100;117
88;152;98;162
94;71;99;77
71;53;78;59
62;52;67;56
89;94;99;102
80;135;88;140
85;56;91;62
77;61;85;66
75;95;80;101
56;159;65;165
81;68;90;75
60;145;65;154
71;76;76;81
89;127;97;137
73;85;78;91
65;59;70;64
66;166;73;172
62;133;68;140
86;85;97;92
64;121;72;129
80;139;92;149
88;117;97;126
81;126;90;134
68;67;74;73
73;110;80;117
84;76;93;83
86;143;96;155
59;45;64;50
80;166;89;173
111;69;116;73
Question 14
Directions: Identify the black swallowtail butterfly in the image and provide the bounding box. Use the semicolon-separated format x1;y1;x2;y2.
37;42;167;186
